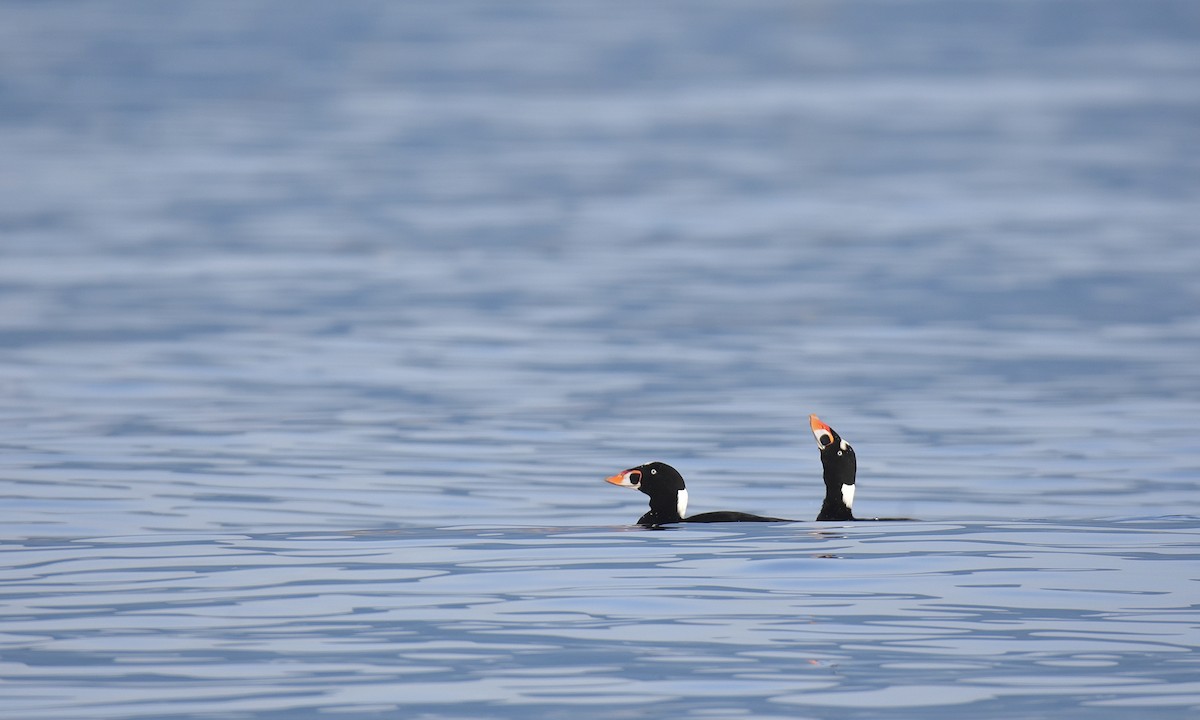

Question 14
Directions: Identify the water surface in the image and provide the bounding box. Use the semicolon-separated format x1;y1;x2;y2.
1;1;1198;717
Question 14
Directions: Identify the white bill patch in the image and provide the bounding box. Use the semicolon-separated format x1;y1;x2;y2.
815;431;832;448
614;471;640;487
841;483;856;509
677;488;689;518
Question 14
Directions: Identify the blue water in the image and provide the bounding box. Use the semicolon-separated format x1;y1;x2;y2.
2;0;1199;718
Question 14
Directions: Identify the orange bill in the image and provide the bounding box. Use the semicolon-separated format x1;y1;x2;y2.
605;469;641;487
809;414;834;447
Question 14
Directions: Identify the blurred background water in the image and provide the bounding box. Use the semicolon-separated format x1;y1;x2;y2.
1;1;1198;718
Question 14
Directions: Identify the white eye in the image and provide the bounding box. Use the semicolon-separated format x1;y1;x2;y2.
837;450;843;456
650;468;657;474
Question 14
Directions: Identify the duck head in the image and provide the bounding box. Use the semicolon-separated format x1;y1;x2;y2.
606;461;688;526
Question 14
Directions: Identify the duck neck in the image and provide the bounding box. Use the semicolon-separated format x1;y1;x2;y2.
641;490;686;525
817;480;855;521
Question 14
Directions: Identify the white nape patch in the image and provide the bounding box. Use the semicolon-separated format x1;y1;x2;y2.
677;488;689;518
839;439;849;451
841;483;856;509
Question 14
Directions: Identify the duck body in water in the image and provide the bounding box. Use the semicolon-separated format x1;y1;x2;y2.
810;414;857;521
606;415;873;526
604;461;790;526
